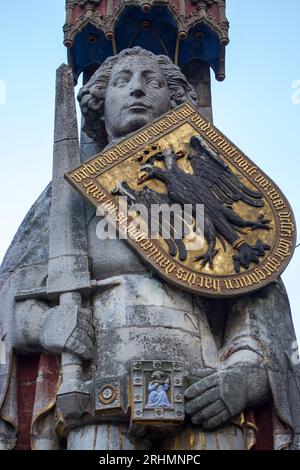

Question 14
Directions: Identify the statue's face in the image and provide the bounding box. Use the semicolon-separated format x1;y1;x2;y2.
104;56;171;142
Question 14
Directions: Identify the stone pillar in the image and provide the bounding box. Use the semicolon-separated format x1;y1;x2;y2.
183;59;213;122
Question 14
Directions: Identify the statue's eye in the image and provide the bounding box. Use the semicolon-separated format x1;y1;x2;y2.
114;76;129;86
146;78;161;88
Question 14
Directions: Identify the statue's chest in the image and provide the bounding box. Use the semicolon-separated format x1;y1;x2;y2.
87;215;220;377
90;273;211;378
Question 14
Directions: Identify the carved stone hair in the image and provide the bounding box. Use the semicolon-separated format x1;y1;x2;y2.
78;46;198;146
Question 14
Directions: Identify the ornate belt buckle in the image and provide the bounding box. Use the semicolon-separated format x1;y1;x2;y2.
130;360;185;433
95;376;128;418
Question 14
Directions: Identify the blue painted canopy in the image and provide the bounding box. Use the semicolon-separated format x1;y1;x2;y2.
70;5;223;82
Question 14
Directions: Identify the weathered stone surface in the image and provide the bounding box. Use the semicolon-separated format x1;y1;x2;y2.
67;423;146;450
0;48;299;450
0;184;51;275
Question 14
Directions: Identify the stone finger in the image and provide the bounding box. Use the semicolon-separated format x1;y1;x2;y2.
184;374;218;399
65;336;86;358
73;330;94;355
66;331;93;359
79;342;94;360
78;307;93;323
77;319;94;340
191;399;224;423
186;387;220;415
202;410;231;430
189;368;216;379
69;338;93;360
71;328;93;349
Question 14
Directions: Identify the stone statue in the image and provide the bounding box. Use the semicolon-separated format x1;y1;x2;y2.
0;47;299;450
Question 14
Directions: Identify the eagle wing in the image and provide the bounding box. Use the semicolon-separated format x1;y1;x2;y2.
189;135;264;208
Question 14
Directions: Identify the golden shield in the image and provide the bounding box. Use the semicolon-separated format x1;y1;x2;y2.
65;103;296;297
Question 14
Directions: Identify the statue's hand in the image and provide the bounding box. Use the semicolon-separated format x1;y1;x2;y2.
40;305;94;360
184;368;247;430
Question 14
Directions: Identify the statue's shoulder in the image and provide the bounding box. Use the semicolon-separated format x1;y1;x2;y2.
0;183;52;275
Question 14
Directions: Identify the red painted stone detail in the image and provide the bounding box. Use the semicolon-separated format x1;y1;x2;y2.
209;3;219;23
252;402;273;450
31;354;61;432
15;355;40;451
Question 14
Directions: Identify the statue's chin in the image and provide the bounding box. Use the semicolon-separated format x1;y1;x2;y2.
118;115;150;137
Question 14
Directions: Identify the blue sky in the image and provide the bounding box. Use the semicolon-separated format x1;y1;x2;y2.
0;1;299;339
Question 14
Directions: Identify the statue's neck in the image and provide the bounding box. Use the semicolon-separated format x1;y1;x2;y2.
105;129;138;150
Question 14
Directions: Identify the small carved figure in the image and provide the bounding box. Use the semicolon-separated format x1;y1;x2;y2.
147;371;172;408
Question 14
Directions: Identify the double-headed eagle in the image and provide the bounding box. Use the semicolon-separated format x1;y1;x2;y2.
113;136;271;273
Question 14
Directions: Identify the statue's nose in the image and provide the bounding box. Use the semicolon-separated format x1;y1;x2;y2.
131;88;145;98
130;76;146;97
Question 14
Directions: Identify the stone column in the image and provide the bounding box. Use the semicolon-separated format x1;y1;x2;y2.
183;59;213;122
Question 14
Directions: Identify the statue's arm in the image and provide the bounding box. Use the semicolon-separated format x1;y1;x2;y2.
185;294;271;429
218;298;271;409
14;298;93;360
14;299;49;353
222;350;270;408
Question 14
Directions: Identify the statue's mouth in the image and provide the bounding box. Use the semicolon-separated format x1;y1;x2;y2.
128;102;150;112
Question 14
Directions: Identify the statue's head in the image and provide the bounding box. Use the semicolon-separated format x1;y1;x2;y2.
78;47;198;146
